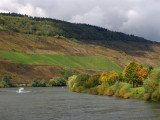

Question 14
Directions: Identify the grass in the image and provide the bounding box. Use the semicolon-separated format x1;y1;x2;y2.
0;26;7;31
129;87;144;94
0;51;122;72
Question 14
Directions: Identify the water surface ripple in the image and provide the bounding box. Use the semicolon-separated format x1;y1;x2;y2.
0;87;160;120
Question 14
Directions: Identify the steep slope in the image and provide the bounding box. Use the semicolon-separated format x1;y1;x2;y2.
0;13;160;83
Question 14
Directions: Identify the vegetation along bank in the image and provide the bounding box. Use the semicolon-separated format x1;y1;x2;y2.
68;62;160;102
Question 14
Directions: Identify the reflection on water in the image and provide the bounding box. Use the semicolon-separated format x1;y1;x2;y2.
0;87;160;120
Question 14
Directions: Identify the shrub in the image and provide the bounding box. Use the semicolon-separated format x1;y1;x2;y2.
60;69;77;80
48;77;66;86
85;73;100;88
2;75;12;87
0;80;10;88
68;75;77;91
143;69;160;101
144;93;150;101
68;73;90;92
123;93;132;99
151;90;160;101
89;87;98;95
0;75;12;88
75;73;90;88
31;79;46;87
119;83;131;97
106;87;114;96
109;82;131;97
75;86;84;93
97;83;109;95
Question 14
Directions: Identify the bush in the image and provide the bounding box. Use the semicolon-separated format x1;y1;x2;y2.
85;73;100;88
110;82;131;97
31;79;46;87
60;69;77;80
0;80;10;88
97;83;109;95
123;93;132;99
75;73;90;88
68;75;77;91
48;77;66;86
89;87;98;95
143;69;160;101
144;93;150;101
106;87;114;96
68;73;90;92
75;86;84;93
0;75;12;88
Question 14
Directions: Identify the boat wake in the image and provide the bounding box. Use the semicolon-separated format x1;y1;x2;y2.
16;87;31;93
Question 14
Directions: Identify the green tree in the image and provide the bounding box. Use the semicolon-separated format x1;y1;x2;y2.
48;77;66;86
148;66;154;74
85;73;100;88
60;69;77;80
31;79;46;87
2;75;12;87
75;73;90;88
122;62;148;87
144;69;160;101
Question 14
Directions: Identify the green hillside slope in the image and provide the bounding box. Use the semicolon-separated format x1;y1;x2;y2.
0;51;122;72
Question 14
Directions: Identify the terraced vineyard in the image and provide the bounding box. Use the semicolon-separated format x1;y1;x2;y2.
0;51;122;72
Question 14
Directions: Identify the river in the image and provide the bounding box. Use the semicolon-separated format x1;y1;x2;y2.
0;87;160;120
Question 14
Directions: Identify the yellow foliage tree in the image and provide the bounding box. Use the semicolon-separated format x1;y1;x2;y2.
99;72;108;84
99;71;119;85
123;62;148;87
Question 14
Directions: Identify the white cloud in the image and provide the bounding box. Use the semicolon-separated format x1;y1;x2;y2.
70;6;104;26
0;0;160;41
0;0;47;17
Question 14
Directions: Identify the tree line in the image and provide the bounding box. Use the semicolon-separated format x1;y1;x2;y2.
0;13;155;43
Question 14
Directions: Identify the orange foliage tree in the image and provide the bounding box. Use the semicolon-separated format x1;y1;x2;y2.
122;62;148;87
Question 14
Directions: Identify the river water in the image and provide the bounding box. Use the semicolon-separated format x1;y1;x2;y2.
0;87;160;120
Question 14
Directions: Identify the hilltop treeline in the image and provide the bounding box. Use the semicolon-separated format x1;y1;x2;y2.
0;12;153;43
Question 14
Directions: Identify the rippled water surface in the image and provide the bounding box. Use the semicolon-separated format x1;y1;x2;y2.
0;87;160;120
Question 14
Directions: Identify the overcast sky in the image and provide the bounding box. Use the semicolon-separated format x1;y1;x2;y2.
0;0;160;42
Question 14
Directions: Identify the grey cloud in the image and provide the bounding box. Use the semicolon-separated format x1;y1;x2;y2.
0;0;160;41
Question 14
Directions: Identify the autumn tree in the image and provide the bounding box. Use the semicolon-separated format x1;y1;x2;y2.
99;72;108;84
122;62;148;87
99;71;119;85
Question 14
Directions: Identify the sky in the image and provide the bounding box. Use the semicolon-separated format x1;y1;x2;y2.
0;0;160;42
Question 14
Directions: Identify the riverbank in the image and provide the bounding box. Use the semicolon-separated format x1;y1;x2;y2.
69;81;145;100
68;69;160;102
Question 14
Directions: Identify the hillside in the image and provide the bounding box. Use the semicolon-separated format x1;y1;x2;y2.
0;13;154;42
0;13;160;83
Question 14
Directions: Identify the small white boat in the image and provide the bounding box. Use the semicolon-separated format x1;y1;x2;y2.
16;87;31;93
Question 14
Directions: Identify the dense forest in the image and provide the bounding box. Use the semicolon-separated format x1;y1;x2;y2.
0;12;154;43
